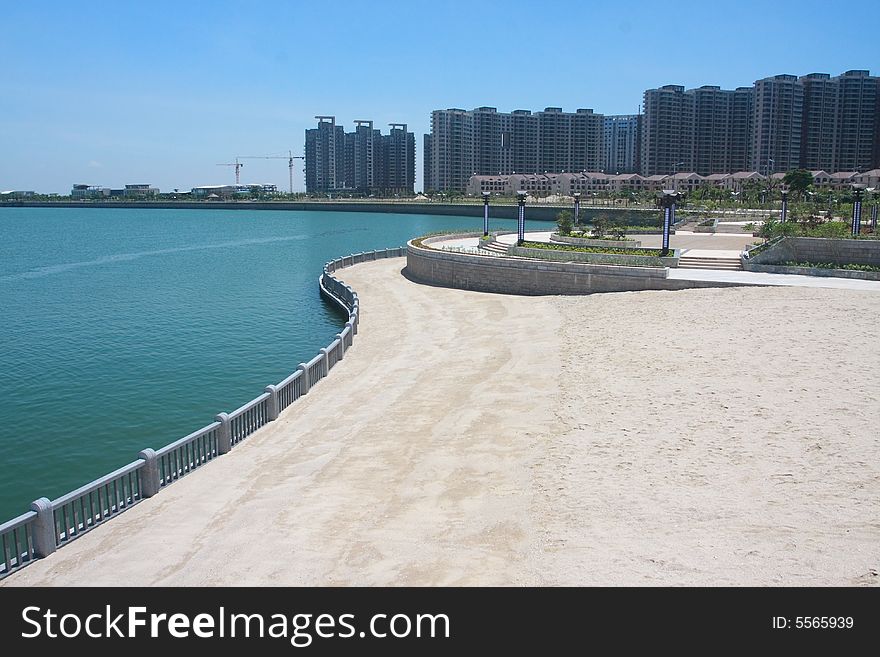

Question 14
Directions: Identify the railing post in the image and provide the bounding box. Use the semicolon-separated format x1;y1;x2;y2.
137;448;160;497
29;497;56;558
265;384;279;421
345;321;353;347
319;347;330;375
297;363;310;395
215;412;231;454
335;333;345;359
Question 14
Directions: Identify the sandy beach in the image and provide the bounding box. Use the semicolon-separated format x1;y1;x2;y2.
4;258;879;586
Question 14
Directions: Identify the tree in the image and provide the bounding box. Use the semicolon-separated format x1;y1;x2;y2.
556;210;573;236
783;169;813;200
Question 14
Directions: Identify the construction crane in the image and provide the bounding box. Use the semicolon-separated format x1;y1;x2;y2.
239;151;304;194
216;158;243;184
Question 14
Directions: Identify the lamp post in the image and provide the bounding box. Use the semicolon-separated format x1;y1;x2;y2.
851;184;865;236
516;190;527;245
482;191;490;237
780;188;788;222
573;192;581;227
868;188;878;230
671;161;685;192
659;189;680;256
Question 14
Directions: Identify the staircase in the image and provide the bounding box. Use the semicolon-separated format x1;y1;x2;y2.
478;239;510;255
677;255;743;271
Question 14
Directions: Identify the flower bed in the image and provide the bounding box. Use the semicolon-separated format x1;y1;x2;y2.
513;241;678;267
551;233;641;248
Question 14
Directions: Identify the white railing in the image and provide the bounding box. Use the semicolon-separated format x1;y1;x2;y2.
0;511;37;577
229;393;271;446
52;460;145;546
276;370;303;412
0;246;406;580
156;422;221;487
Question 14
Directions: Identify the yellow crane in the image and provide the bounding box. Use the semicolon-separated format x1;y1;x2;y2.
239;151;304;194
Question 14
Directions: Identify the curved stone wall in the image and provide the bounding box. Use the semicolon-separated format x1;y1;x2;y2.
405;237;740;296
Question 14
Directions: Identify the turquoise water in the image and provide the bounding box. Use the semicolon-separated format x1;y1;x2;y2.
0;207;551;522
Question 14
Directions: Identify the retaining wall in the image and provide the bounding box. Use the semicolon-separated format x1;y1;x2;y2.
4;201;595;222
745;237;880;267
406;238;740;296
742;263;880;280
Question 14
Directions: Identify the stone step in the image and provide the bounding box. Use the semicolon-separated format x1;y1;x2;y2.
677;256;742;271
678;258;741;264
678;263;742;271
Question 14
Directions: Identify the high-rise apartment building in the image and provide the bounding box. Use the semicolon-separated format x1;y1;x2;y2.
423;68;877;193
472;107;504;176
728;87;754;173
800;73;839;171
503;110;539;176
641;84;753;176
640;70;877;178
427;108;474;194
306;117;415;195
425;106;603;193
423;134;433;192
384;123;415;195
344;120;378;193
536;107;603;174
834;70;880;171
305;116;345;193
690;86;754;175
640;85;694;176
603;114;640;174
751;74;804;174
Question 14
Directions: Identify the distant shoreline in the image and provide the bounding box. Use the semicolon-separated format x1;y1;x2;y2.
0;200;662;222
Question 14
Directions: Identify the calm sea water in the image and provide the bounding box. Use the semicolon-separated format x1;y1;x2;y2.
0;206;571;521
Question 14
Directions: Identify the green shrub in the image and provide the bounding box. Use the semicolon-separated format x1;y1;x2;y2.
520;241;668;257
809;222;850;238
758;218;852;239
781;261;880;272
556;210;574;236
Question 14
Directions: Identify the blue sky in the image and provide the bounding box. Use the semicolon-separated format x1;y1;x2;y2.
1;0;876;193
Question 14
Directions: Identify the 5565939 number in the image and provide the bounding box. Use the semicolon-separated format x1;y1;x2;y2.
796;617;853;629
773;616;854;629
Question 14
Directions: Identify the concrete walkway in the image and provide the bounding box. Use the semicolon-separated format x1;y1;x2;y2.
433;231;880;292
669;268;880;290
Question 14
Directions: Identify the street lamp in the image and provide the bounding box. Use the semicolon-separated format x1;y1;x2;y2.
659;189;680;256
516;190;527;245
671;162;685;191
482;191;490;237
868;188;878;230
780;187;789;222
573;192;581;227
851;184;865;236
